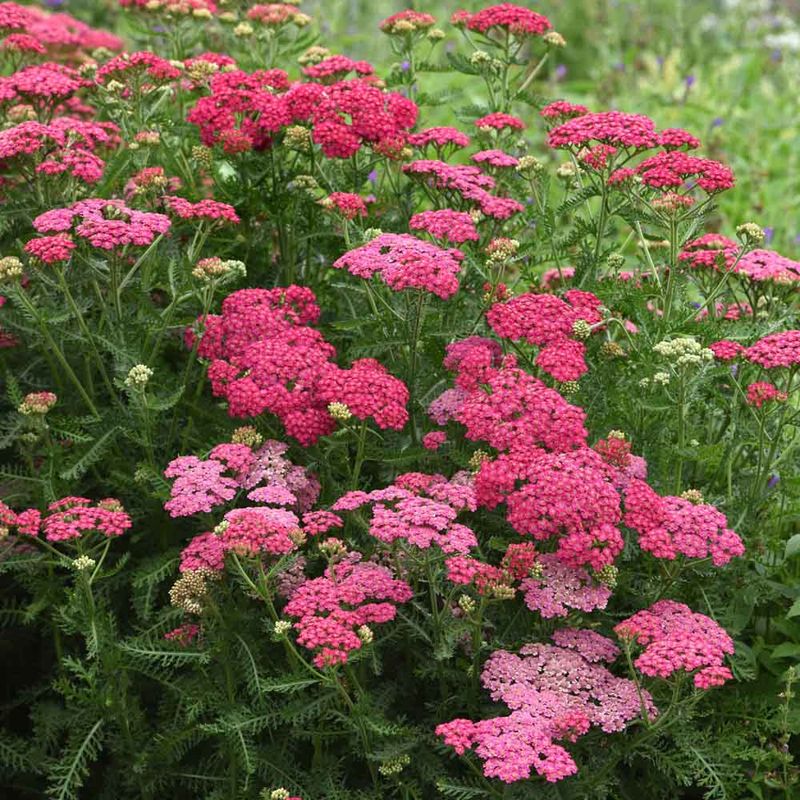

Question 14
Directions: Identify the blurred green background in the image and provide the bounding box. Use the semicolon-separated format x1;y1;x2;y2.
54;0;800;254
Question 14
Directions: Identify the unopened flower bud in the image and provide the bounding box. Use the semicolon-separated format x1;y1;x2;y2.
357;625;374;644
606;253;625;270
327;402;352;421
572;319;592;340
543;31;566;47
595;564;618;587
378;754;411;775
231;426;262;447
681;489;704;504
458;594;476;614
516;155;544;175
736;222;765;245
18;391;57;415
124;364;153;389
556;161;577;180
0;256;23;282
601;341;626;358
561;380;579;396
469;449;490;472
284;125;312;152
72;555;96;572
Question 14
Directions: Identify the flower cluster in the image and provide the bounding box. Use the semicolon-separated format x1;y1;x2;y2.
623;479;744;565
284;556;413;667
402;159;524;220
188;70;417;158
164;438;318;519
409;209;479;244
456;4;552;38
436;637;653;783
30;198;171;252
745;330;800;369
333;232;464;299
616;600;735;688
1;496;131;542
332;472;477;555
486;290;603;382
198;287;407;443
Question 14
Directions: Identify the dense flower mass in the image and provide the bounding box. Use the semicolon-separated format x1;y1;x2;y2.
627;150;735;193
197;286;408;443
332;473;477;554
1;496;131;542
284;557;413;667
547;111;658;150
616;600;735;688
409;209;479;243
333;232;464;299
437;638;653;783
31;199;171;250
745;330;800;369
624;479;744;566
486;290;602;381
458;4;552;37
0;2;776;797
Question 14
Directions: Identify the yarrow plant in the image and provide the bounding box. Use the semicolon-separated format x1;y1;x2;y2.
0;3;797;800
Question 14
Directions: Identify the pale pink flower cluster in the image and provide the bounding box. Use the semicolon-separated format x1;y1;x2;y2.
615;600;734;688
164;438;319;518
436;637;654;783
520;554;612;617
331;472;477;555
31;198;171;251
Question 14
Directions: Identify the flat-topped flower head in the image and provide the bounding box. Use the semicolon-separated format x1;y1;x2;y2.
18;391;56;415
520;553;612;618
408;126;470;150
548;111;658;150
541;100;588;122
747;381;788;408
380;9;436;34
409;209;479;244
628;150;734;193
302;55;374;81
3;496;132;542
624;479;744;566
284;558;413;667
678;233;738;271
615;600;735;688
333;232;464;299
164;196;240;225
437;637;652;783
96;51;181;84
460;4;552;37
247;4;311;27
475;112;525;132
33;198;170;250
745;330;800;369
736;249;800;284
